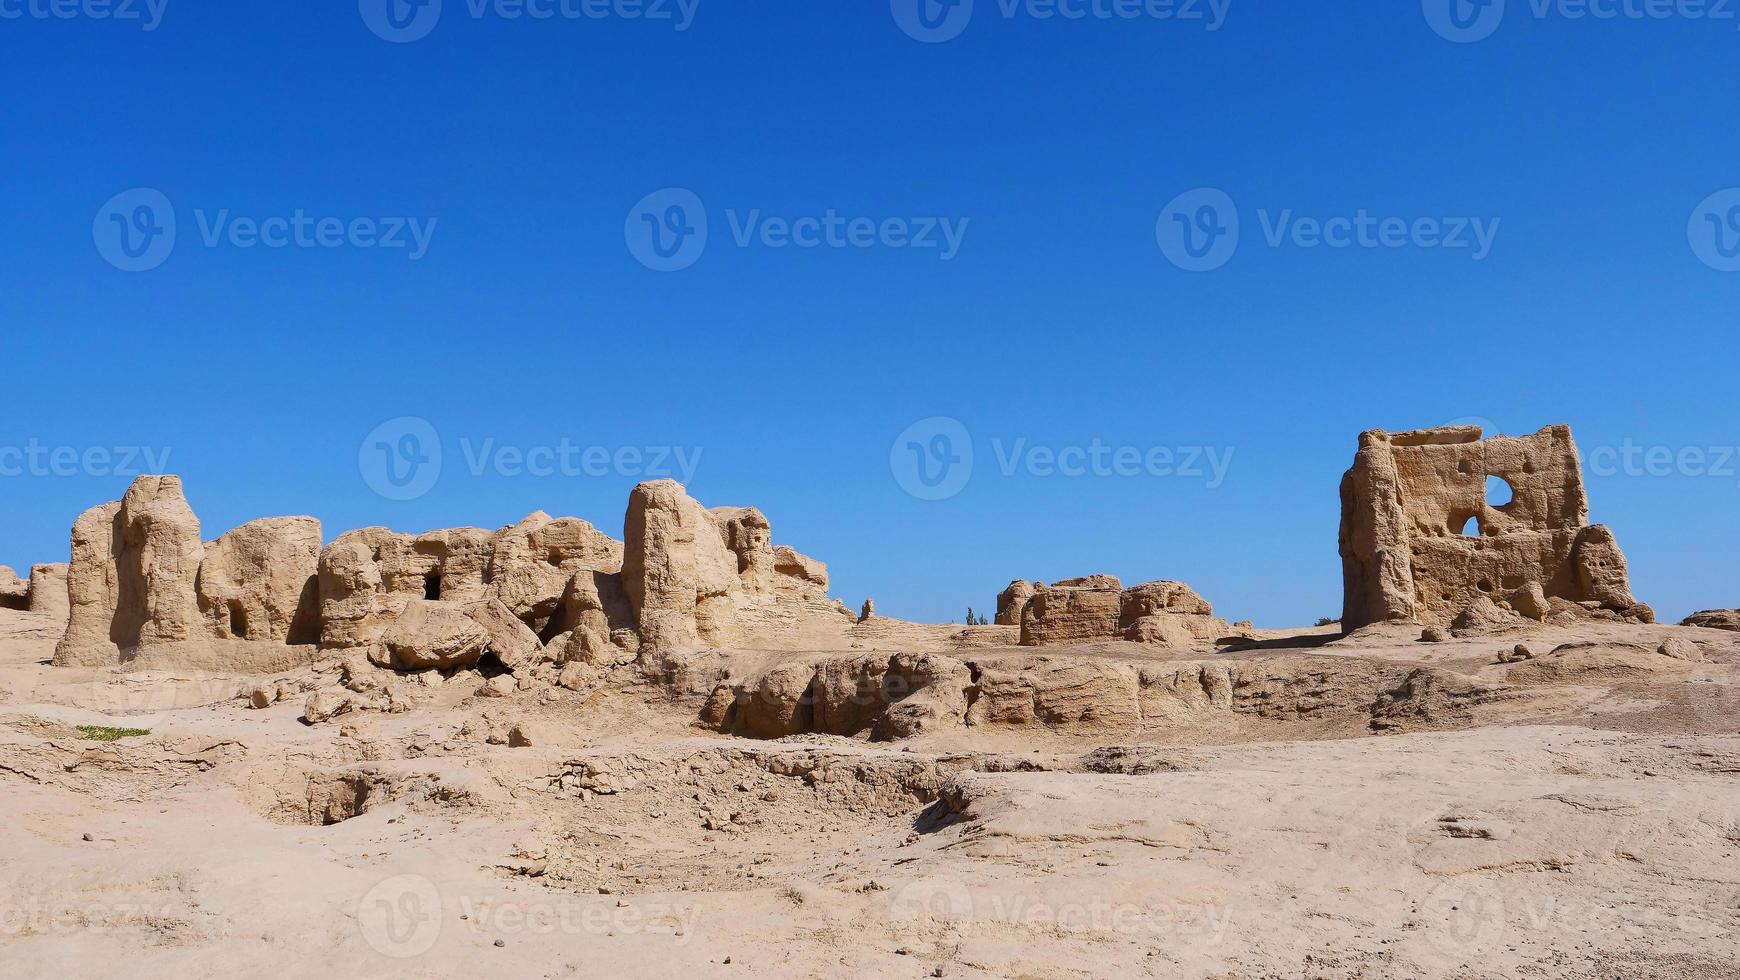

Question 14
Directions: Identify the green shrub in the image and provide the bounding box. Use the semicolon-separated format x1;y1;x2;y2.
76;725;150;742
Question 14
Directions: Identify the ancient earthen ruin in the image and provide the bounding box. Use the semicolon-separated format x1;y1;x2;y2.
45;474;852;681
1682;608;1740;631
997;575;1228;648
13;423;1664;707
1339;424;1650;634
0;562;66;617
53;476;322;673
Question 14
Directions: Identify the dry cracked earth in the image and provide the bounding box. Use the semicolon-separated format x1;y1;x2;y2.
3;607;1740;979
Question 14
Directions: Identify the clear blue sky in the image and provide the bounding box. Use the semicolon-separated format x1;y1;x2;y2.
4;1;1737;626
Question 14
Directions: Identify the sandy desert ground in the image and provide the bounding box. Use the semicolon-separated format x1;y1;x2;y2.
3;603;1739;980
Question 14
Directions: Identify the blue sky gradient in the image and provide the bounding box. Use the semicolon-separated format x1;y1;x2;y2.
3;0;1736;625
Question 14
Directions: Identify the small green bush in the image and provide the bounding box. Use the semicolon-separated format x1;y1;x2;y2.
76;725;150;742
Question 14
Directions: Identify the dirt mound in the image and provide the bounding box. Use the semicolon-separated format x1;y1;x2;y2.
1502;642;1697;683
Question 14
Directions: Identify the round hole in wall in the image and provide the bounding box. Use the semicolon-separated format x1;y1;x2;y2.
1486;475;1514;508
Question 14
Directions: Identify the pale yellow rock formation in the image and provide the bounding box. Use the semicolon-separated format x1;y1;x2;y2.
1339;424;1647;632
367;599;490;671
995;579;1038;626
484;512;623;635
1016;577;1226;648
53;475;321;671
0;566;26;610
197;518;321;644
1019;577;1123;645
26;563;69;620
624;479;847;653
622;479;741;651
1683;609;1740;631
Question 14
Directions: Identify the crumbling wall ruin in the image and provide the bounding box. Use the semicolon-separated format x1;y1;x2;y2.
20;422;1661;677
1011;575;1228;649
622;480;851;654
317;480;846;670
27;563;70;620
996;580;1039;626
0;566;27;610
1339;424;1648;632
42;473;846;675
53;476;324;671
